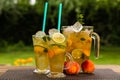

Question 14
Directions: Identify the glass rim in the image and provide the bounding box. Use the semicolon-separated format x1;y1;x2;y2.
83;26;94;29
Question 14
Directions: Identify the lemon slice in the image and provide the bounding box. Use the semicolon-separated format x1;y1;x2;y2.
51;32;65;43
71;49;83;59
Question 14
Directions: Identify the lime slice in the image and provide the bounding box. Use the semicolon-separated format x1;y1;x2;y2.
51;32;65;43
71;49;83;59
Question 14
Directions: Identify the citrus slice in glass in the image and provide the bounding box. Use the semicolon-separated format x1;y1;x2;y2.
51;32;65;43
48;49;55;58
71;49;83;59
34;46;47;54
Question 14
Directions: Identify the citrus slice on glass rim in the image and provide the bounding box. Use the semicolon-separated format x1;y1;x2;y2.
51;32;65;43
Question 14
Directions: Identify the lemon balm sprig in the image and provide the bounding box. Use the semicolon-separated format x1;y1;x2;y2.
77;13;84;25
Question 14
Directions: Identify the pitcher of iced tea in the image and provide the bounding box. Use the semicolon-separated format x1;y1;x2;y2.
62;22;100;66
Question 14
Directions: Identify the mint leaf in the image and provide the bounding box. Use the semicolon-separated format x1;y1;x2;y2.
42;36;51;42
42;36;47;42
47;36;51;41
44;48;48;53
50;44;65;48
80;38;86;41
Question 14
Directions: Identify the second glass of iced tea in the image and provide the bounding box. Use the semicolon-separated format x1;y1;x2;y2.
47;29;66;78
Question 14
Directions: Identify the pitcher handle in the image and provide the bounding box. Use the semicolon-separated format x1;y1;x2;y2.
90;32;100;59
66;52;74;62
64;52;74;70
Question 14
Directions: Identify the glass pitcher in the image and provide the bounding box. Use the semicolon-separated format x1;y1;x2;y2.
62;22;100;66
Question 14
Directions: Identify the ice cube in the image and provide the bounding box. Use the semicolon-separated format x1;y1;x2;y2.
62;26;74;37
72;21;83;32
35;31;46;38
48;28;59;36
62;26;74;33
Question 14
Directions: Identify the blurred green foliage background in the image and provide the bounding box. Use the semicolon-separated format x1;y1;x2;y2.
0;0;120;47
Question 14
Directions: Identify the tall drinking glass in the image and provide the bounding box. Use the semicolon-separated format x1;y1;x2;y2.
32;31;50;74
47;31;66;78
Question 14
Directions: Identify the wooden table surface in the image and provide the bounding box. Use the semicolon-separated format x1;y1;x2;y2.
0;65;120;76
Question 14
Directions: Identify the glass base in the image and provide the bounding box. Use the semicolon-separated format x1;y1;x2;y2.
47;72;66;78
33;69;50;74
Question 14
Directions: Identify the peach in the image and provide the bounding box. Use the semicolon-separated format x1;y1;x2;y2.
81;60;95;73
64;61;80;74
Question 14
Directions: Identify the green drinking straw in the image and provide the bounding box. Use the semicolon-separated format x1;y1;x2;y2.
57;3;62;31
42;2;48;32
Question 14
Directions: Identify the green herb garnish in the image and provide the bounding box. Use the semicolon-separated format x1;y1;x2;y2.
44;48;48;53
80;38;86;41
50;44;65;48
42;36;51;42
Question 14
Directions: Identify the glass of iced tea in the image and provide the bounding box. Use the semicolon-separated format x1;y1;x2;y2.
47;29;66;78
32;31;50;74
62;22;100;67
